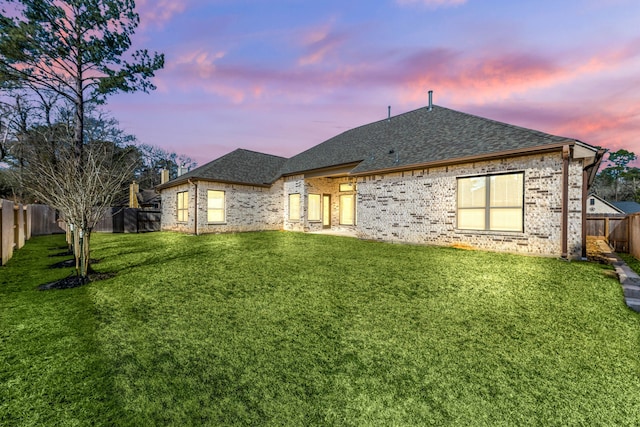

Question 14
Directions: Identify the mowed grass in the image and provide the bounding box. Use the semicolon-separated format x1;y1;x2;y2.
2;231;640;426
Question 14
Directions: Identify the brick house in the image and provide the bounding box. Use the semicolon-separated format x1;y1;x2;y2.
158;99;603;259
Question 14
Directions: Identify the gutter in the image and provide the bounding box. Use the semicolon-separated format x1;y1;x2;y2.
157;176;273;191
347;142;576;177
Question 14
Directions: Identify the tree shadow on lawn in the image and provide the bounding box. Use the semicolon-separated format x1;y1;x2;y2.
39;247;114;290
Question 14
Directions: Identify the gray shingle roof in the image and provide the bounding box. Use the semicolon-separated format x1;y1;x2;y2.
610;201;640;214
281;105;577;175
164;148;287;187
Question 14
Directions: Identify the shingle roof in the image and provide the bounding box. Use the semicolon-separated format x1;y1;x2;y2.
610;201;640;214
281;105;577;175
161;148;287;188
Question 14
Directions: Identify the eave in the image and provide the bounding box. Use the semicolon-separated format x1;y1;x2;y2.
347;142;578;177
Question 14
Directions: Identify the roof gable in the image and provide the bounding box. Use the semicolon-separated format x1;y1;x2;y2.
281;105;580;176
161;148;287;188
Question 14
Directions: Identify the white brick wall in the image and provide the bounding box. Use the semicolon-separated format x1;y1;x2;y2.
161;151;587;258
161;180;284;233
355;152;585;258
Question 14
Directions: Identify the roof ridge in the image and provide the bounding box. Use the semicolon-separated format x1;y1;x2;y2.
437;105;576;142
234;147;288;160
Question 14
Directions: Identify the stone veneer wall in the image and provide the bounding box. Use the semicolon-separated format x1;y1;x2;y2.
161;179;284;233
355;152;586;258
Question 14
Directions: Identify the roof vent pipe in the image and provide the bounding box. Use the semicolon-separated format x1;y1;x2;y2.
428;90;433;111
388;105;391;121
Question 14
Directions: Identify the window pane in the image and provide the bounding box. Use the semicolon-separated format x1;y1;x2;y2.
208;210;224;223
490;208;523;232
490;174;523;207
340;194;354;225
458;208;485;230
458;177;486;208
308;194;321;221
207;190;225;223
208;190;224;209
177;191;188;222
339;183;355;192
289;194;300;221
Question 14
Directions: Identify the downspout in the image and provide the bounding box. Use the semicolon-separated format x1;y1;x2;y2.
581;169;588;260
580;148;606;259
188;179;198;235
561;145;570;259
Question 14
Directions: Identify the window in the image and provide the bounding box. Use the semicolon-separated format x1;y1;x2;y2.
339;194;356;225
177;191;188;222
339;183;356;192
589;198;595;206
207;190;225;223
289;193;300;221
457;172;523;232
308;194;321;221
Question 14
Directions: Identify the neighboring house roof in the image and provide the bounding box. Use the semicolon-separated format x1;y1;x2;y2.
281;105;582;176
610;201;640;214
586;193;625;215
158;148;288;189
137;189;161;207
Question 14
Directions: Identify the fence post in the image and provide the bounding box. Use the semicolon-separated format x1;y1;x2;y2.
1;199;15;265
25;205;31;240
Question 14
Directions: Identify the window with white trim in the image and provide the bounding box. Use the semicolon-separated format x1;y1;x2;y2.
289;193;300;221
308;194;321;221
177;191;188;222
207;190;225;223
457;172;524;232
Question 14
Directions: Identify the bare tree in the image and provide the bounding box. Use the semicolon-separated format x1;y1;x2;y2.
20;132;136;280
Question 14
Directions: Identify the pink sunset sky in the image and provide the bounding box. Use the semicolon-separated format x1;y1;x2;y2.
109;0;640;168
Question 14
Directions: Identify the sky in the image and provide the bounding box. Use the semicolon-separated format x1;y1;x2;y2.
108;0;640;168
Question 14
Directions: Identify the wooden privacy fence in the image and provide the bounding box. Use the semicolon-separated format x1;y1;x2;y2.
1;200;64;266
587;214;640;257
93;208;161;233
586;216;629;252
630;213;640;260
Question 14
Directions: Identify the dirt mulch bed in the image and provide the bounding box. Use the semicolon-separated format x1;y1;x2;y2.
49;258;99;269
38;270;115;290
586;236;612;264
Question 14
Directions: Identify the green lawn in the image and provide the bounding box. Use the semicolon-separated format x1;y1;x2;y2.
620;252;640;276
2;232;640;426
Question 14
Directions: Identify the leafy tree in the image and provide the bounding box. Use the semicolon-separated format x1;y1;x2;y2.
0;0;163;281
593;149;638;201
0;0;164;157
606;149;636;201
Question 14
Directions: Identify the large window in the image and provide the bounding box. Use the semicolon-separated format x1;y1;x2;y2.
308;194;321;221
177;191;188;222
339;194;356;225
289;193;301;221
207;190;225;223
457;172;523;232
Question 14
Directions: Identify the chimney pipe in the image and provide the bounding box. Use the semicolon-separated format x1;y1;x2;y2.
428;90;433;111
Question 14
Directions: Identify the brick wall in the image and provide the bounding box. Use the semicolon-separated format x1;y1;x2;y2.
161;180;284;233
355;152;586;258
161;151;587;258
283;175;358;233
